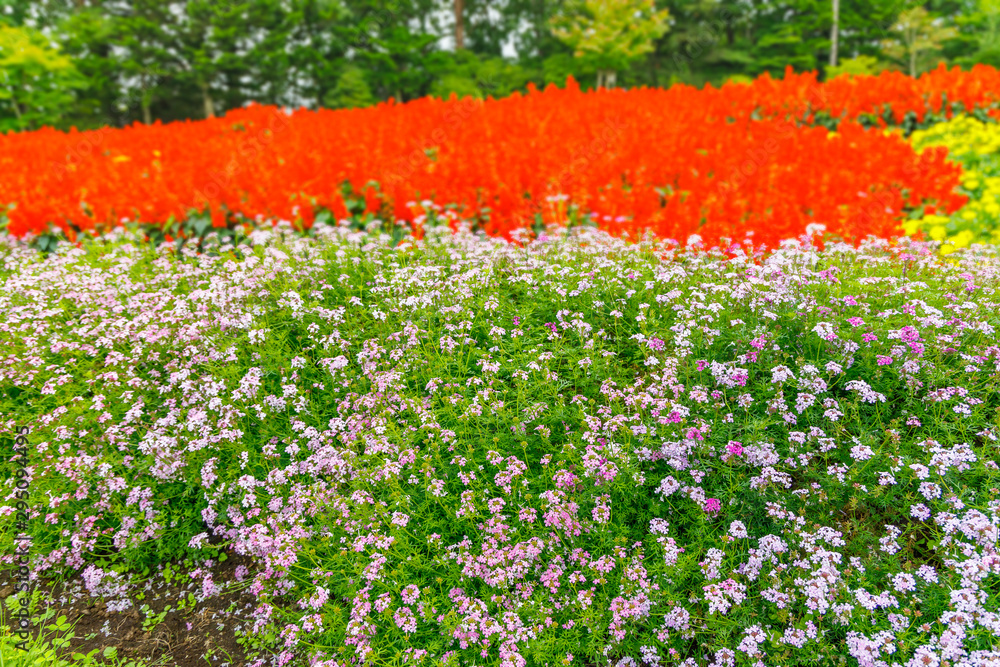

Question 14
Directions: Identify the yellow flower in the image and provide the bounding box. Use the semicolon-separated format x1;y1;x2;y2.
907;113;1000;253
955;230;975;247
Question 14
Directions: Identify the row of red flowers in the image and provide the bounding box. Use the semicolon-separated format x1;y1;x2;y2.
2;64;996;249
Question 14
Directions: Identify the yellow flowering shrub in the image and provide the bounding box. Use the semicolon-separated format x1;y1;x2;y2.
908;115;1000;254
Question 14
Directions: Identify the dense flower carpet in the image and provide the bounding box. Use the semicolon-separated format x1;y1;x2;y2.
2;66;1000;667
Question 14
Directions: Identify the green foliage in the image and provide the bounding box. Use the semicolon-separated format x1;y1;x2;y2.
881;6;960;77
826;54;883;78
429;51;531;99
541;52;580;86
955;0;1000;69
3;221;999;665
0;24;86;132
0;0;984;129
964;45;1000;67
323;65;376;109
549;0;670;88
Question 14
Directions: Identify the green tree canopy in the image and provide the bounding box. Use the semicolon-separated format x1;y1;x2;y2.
0;23;86;131
881;6;959;76
549;0;671;88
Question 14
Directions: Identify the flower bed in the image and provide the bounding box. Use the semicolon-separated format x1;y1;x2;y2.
6;65;1000;249
2;222;999;666
907;115;1000;253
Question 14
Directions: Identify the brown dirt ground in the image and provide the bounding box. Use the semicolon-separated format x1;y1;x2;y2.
1;551;287;666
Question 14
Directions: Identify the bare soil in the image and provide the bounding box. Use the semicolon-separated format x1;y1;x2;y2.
2;551;282;666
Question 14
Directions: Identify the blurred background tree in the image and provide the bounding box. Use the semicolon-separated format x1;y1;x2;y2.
0;23;86;131
0;0;982;131
955;0;1000;67
825;54;883;78
880;6;957;76
549;0;670;88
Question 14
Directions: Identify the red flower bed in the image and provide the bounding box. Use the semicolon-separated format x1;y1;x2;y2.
3;64;994;249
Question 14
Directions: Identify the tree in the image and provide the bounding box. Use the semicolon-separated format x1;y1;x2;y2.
324;65;375;108
455;0;464;50
954;0;1000;67
881;6;958;77
107;0;175;124
338;0;444;104
978;0;1000;48
747;0;830;76
501;0;572;63
0;24;86;131
655;0;753;87
830;0;839;67
429;50;530;99
55;6;125;129
446;0;511;57
549;0;670;88
285;0;350;109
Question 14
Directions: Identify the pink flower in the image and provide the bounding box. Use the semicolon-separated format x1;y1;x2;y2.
393;607;417;634
726;441;744;457
401;585;420;605
704;498;722;516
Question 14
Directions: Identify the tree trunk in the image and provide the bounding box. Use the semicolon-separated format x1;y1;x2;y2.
8;91;22;123
141;92;152;125
829;0;840;67
907;25;917;77
535;0;545;58
199;80;216;118
455;0;464;50
139;71;153;124
606;70;617;88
